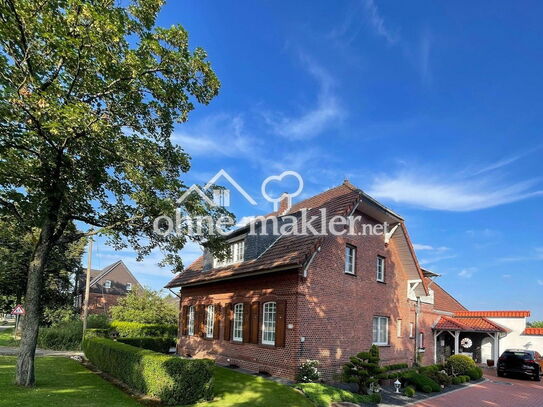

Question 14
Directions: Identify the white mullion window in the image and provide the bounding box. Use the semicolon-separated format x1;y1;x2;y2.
187;306;195;336
397;319;402;337
262;302;276;345
206;305;215;339
376;256;385;282
232;303;244;342
373;316;389;346
214;240;245;267
344;245;356;274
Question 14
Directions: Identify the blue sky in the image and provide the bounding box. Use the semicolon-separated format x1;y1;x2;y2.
87;1;543;319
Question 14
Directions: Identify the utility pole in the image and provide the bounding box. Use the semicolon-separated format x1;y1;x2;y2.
82;237;93;335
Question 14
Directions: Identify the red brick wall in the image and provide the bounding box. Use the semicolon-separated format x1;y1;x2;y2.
296;212;438;379
87;292;121;315
177;271;302;379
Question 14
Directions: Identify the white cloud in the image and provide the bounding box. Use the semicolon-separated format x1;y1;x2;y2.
473;146;542;176
502;274;512;279
263;57;345;140
413;244;449;252
458;268;476;279
173;114;259;158
497;247;543;263
367;169;543;211
420;254;456;266
362;0;398;44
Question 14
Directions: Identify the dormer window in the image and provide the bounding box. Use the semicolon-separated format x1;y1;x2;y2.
214;240;245;268
126;283;132;291
104;280;111;289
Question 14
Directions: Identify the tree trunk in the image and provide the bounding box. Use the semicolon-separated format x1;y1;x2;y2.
15;222;55;387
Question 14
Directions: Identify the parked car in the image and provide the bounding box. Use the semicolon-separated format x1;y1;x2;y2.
497;349;542;381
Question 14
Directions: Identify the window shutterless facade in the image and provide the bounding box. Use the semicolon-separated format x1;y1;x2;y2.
206;305;215;339
187;305;195;336
376;256;385;282
232;303;244;342
373;316;389;345
344;245;356;274
262;302;277;345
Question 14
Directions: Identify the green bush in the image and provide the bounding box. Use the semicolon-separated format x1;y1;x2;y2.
402;372;441;393
110;320;177;338
296;360;321;383
452;376;462;385
83;337;213;405
384;363;409;371
404;386;416;397
460;375;471;383
466;367;483;380
117;337;175;353
86;314;110;329
419;364;442;375
369;393;381;403
84;328;110;339
38;320;82;350
446;354;476;376
295;383;375;407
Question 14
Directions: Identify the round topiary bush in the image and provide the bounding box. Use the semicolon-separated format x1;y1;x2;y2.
404;386;416;397
452;376;462;385
466;367;483;380
446;355;477;376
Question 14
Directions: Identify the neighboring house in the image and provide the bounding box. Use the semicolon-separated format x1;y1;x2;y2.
166;181;478;379
75;260;141;315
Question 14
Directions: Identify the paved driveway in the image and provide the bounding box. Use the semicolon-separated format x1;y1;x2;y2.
414;369;543;407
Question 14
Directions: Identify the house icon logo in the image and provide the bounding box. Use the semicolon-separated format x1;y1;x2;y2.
177;169;257;208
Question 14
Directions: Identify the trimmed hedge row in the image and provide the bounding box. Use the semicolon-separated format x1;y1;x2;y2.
402;371;441;393
117;337;176;354
110;320;177;338
83;337;213;405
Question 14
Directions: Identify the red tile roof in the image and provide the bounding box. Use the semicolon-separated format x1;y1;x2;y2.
165;182;361;288
455;311;531;318
434;316;507;332
523;328;543;336
428;280;467;313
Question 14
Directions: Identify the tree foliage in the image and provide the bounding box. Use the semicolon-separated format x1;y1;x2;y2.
529;321;543;328
342;345;385;394
0;0;224;385
109;287;177;325
0;219;85;318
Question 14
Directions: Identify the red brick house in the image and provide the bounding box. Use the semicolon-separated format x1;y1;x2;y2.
76;260;142;315
166;181;474;379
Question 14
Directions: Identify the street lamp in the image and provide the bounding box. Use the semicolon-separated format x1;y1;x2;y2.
394;379;402;393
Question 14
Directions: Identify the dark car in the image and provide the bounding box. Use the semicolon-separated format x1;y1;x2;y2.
497;349;542;381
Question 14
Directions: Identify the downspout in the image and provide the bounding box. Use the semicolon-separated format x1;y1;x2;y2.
414;296;421;366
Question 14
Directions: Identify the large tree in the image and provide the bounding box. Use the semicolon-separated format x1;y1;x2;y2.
0;0;226;386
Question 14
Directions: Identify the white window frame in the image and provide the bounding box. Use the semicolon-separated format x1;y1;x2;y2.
232;303;244;342
187;305;195;336
206;305;215;339
409;322;414;338
373;316;389;346
261;302;277;346
376;256;385;282
419;332;425;348
126;283;132;291
397;319;402;338
104;280;111;289
344;245;356;275
214;240;245;268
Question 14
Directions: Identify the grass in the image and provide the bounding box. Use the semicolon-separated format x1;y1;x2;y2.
0;328;19;347
189;366;313;407
0;356;140;407
294;382;376;407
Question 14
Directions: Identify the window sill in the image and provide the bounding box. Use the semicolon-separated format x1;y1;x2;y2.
376;280;386;284
344;272;357;277
373;343;390;347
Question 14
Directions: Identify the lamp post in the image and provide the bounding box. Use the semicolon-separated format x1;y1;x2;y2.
394;379;402;393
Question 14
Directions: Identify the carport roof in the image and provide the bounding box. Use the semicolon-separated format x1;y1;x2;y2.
434;315;507;333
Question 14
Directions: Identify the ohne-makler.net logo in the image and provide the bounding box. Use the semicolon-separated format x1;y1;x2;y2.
153;170;390;237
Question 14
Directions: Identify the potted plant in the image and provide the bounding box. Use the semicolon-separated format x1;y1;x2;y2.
486;359;495;367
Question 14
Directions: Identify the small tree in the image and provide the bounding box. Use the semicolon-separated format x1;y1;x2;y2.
528;321;543;328
342;345;385;394
110;288;177;325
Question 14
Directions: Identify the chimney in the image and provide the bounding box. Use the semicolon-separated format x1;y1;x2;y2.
278;192;290;215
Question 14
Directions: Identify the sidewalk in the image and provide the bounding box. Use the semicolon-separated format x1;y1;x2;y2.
0;346;83;357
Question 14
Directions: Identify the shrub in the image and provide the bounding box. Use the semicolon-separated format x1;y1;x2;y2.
296;360;320;383
446;355;476;376
369;393;382;403
117;337;175;353
466;367;483;380
342;345;384;394
419;364;441;375
83;337;213;405
404;386;416;397
295;383;376;407
110;320;177;338
384;363;409;371
84;328;110;339
402;372;441;393
452;376;462;385
38;320;82;350
461;375;471;383
87;314;110;329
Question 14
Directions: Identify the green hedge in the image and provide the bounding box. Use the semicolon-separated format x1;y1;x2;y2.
117;337;175;353
84;328;110;339
402;371;441;393
38;321;82;350
466;366;483;380
83;337;213;405
295;383;379;407
110;320;177;338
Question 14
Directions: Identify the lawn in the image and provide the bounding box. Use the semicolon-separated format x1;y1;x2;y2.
190;366;314;407
0;356;140;407
0;328;19;347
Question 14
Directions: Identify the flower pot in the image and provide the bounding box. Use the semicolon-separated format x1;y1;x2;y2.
486;359;495;367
